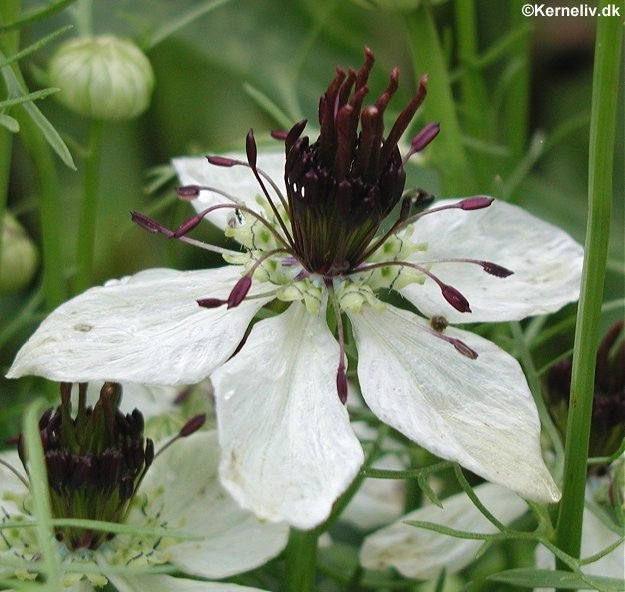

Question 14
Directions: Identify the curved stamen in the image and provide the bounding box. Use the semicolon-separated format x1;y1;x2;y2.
417;258;514;278
176;184;242;205
245;131;295;250
0;456;29;488
198;249;290;310
403;121;440;163
328;284;348;404
360;196;494;261
206;155;290;213
132;201;291;251
348;260;472;313
420;322;478;359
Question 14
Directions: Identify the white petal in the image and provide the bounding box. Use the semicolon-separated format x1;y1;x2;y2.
109;573;271;592
7;267;273;385
401;199;584;322
172;152;286;231
132;431;287;579
213;302;364;530
348;305;561;503
361;482;527;578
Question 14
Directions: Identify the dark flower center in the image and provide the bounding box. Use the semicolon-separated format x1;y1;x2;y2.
282;47;430;276
17;382;154;550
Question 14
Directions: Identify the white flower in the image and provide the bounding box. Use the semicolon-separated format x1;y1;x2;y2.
0;430;287;591
7;50;583;530
360;480;624;587
360;482;527;579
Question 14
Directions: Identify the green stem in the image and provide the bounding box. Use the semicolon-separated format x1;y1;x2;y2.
17;110;67;309
406;3;475;195
503;0;532;163
284;528;319;592
555;0;623;565
0;0;21;292
454;0;492;186
74;118;102;293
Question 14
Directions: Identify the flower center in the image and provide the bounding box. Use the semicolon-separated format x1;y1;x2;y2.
18;383;154;550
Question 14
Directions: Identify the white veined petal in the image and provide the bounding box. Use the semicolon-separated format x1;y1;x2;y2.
401;199;584;323
172;152;286;232
360;482;527;579
213;302;364;530
132;431;288;579
7;266;273;385
348;305;561;503
109;573;272;592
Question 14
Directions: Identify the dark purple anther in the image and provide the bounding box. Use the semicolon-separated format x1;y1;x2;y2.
173;213;205;238
451;339;479;360
207;155;238;167
246;129;258;169
197;297;226;309
144;438;154;468
227;275;252;309
481;262;514;278
441;284;472;313
337;366;348;405
408;122;440;155
177;185;201;200
458;196;494;210
179;414;207;437
271;130;288;140
131;211;174;237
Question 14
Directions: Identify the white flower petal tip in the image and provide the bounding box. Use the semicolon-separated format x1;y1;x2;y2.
402;199;584;323
349;305;561;504
7;266;272;385
133;430;288;580
213;302;364;530
360;483;527;579
172;152;286;231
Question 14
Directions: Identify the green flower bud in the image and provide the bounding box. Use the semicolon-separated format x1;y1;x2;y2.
0;213;38;294
49;35;155;121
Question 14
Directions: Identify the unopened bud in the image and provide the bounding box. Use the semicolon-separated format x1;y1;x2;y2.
49;35;154;121
0;213;38;295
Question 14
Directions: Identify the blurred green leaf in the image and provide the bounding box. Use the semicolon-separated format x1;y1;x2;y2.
0;0;77;32
489;568;625;590
0;48;75;169
0;112;19;132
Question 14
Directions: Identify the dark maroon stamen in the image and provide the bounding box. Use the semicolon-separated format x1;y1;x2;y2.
407;121;440;156
179;414;207;437
207;155;238;167
177;185;202;199
131;211;174;237
481;262;514;278
459;196;494;210
227;275;252;309
441;284;472;313
197;297;226;309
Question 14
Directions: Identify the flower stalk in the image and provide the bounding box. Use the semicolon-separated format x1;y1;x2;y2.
74;118;102;293
555;0;623;563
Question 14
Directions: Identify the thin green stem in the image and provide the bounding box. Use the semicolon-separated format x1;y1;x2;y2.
74;118;102;293
17;110;67;309
0;0;21;293
503;0;532;162
555;0;623;565
284;528;319;592
406;3;475;195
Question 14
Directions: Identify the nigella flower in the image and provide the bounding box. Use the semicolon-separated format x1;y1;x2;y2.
0;383;287;590
8;48;583;529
